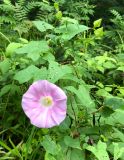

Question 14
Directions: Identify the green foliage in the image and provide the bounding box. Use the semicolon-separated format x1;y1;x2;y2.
86;140;110;160
1;0;124;160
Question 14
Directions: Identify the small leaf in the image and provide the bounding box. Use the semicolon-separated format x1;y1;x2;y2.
93;19;102;28
94;27;104;37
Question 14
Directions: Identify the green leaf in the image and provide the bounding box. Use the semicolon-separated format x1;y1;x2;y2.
64;136;81;149
94;27;104;37
68;96;79;119
14;65;40;84
86;140;109;160
103;109;124;126
104;97;124;110
0;58;10;74
19;38;28;44
113;142;124;160
48;61;72;83
0;84;20;97
112;128;124;143
55;24;89;40
70;149;85;160
108;142;124;160
6;42;23;57
117;66;124;71
16;41;49;61
56;11;62;20
93;19;102;28
33;21;54;32
41;135;60;155
33;67;48;81
61;17;78;24
65;85;96;112
0;85;11;97
59;116;71;131
45;153;56;160
100;107;114;117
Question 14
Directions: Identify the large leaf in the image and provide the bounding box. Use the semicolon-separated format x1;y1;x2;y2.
70;149;85;160
48;61;72;83
112;128;124;142
113;142;124;160
64;136;81;150
0;84;20;97
103;109;124;126
0;58;10;74
14;65;39;84
16;41;49;61
108;142;124;160
41;135;60;156
65;85;96;112
0;85;12;97
33;21;54;32
45;153;56;160
104;97;124;110
6;42;23;57
33;67;48;81
55;24;89;40
86;140;110;160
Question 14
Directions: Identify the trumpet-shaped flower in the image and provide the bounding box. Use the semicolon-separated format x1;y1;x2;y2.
22;80;67;128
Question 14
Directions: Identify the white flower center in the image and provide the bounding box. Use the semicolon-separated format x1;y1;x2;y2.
40;96;53;107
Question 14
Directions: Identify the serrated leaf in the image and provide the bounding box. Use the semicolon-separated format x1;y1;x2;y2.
14;65;39;84
15;41;49;61
33;21;54;32
86;140;109;160
64;136;81;149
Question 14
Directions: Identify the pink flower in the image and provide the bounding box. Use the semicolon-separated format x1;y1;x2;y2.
22;80;67;128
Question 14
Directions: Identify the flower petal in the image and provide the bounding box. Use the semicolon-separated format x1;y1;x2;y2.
22;80;67;128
